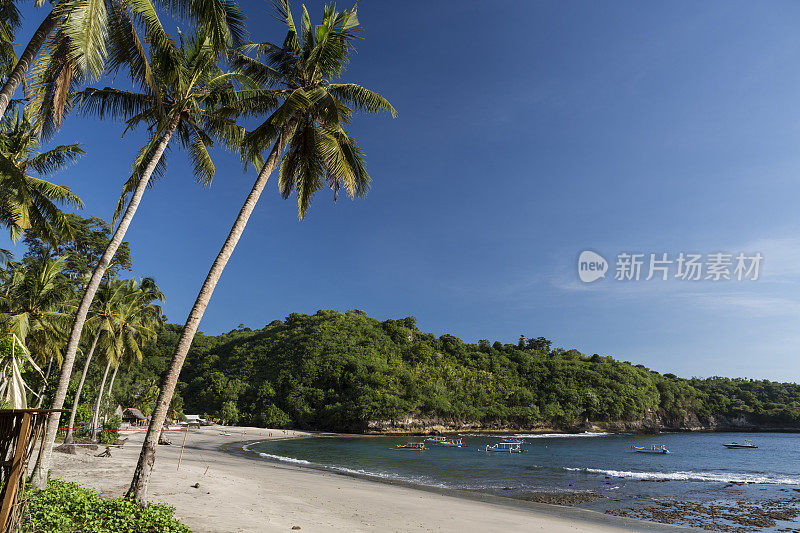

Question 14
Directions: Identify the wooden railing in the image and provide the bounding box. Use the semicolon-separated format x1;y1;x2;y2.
0;409;67;533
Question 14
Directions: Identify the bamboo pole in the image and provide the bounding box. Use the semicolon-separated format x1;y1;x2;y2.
176;426;188;471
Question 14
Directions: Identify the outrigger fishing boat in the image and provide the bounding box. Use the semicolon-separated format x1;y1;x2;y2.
723;441;758;449
437;438;466;447
631;444;669;454
482;442;522;453
393;442;426;451
425;436;466;447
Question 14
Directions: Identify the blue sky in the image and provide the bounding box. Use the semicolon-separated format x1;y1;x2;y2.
5;1;800;381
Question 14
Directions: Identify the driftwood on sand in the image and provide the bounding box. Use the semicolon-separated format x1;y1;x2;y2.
95;447;112;458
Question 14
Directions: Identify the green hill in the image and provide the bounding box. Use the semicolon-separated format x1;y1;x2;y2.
117;310;800;433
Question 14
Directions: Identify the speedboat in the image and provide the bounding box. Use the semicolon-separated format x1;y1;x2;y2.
483;442;522;453
631;445;669;454
723;441;758;449
500;437;525;444
393;442;426;450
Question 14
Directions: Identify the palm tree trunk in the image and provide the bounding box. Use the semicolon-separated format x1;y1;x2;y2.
106;363;119;402
64;331;100;445
34;356;54;409
0;9;57;118
127;128;290;501
32;116;180;489
91;359;112;443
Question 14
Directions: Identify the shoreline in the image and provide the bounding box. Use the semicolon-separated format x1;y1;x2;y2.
358;427;800;436
50;425;697;532
226;436;693;532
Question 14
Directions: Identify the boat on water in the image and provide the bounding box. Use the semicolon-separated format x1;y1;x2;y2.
723;441;758;449
393;442;426;450
631;444;669;454
437;438;466;447
425;436;466;447
482;442;522;453
500;437;525;444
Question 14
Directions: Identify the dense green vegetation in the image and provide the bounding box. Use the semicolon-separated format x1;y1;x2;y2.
116;310;800;433
24;479;189;533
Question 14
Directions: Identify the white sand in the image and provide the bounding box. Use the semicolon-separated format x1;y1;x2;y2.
49;426;688;532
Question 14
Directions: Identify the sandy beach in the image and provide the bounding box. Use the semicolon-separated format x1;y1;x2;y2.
49;426;693;532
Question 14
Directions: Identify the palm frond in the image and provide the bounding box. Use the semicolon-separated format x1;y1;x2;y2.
76;86;152;122
185;125;215;187
28;143;85;176
329;83;396;117
61;0;108;80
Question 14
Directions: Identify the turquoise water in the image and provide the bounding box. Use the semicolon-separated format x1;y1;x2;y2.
245;432;800;531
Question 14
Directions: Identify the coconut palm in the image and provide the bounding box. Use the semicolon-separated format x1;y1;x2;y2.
63;277;121;444
33;27;243;488
0;0;246;122
0;105;83;244
0;253;71;366
104;278;163;403
0;0;22;81
127;0;395;501
89;278;161;442
0;253;70;407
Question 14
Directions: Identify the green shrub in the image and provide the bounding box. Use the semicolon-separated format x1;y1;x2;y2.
24;479;191;532
99;415;121;444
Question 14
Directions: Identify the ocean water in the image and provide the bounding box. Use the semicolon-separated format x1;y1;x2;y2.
245;432;800;531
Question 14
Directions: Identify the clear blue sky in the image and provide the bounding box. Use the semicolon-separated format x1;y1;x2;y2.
5;1;800;381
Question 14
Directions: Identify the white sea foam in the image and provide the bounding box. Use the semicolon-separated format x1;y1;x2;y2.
565;467;800;485
243;443;444;486
514;432;611;439
254;451;314;465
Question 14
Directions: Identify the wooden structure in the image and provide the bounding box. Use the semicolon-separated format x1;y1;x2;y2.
121;408;146;426
0;409;67;533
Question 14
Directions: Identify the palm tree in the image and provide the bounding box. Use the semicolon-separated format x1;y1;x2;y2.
0;105;83;243
0;253;71;366
127;0;395;501
89;278;161;442
0;0;55;118
63;278;122;444
33;27;242;488
0;0;22;81
0;0;246;121
102;278;163;410
0;253;71;406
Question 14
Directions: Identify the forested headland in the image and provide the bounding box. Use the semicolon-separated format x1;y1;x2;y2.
116;310;800;434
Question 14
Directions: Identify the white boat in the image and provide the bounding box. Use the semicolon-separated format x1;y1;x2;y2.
482;442;522;453
723;441;758;449
631;444;669;454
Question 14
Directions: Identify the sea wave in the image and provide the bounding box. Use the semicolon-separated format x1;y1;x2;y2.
254;451;314;465
242;443;445;487
514;432;611;439
565;467;800;485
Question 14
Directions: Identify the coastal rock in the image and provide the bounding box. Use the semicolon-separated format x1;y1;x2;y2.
364;411;800;435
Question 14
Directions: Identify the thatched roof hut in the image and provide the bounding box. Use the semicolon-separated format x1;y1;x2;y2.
122;408;146;424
